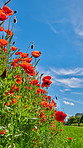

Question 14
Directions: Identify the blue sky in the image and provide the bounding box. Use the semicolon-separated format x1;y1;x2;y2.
1;0;83;119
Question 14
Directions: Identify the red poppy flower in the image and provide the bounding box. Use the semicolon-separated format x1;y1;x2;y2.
19;61;31;70
11;98;17;104
0;130;6;135
14;58;19;63
41;101;52;110
15;51;22;55
0;26;4;31
20;53;28;58
15;75;22;84
16;87;19;92
68;137;72;140
19;62;36;76
22;57;32;63
11;46;17;51
41;79;52;88
4;48;7;53
47;96;51;100
28;86;32;90
42;76;51;81
31;50;41;58
5;102;10;106
25;105;27;108
51;99;57;107
0;39;8;47
55;111;67;122
36;88;47;94
2;5;13;16
5;29;13;36
29;79;39;85
0;10;8;21
37;84;40;87
12;62;18;67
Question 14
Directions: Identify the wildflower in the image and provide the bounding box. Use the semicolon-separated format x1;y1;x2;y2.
15;75;22;84
12;62;18;67
51;99;57;107
28;86;32;90
5;29;13;36
41;79;52;88
0;26;4;31
15;51;22;55
4;48;7;53
20;53;28;58
0;130;6;135
25;105;27;108
5;102;10;106
2;5;13;16
31;50;41;58
0;10;8;21
14;58;19;63
19;62;36;76
60;129;62;132
55;111;67;122
29;79;39;86
11;98;17;104
22;57;32;63
0;39;8;47
16;87;19;92
36;88;47;94
42;76;51;81
68;137;72;140
11;46;17;51
37;83;40;87
47;96;51;100
41;101;52;110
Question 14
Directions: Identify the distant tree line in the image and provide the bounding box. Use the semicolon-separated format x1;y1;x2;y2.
66;113;83;126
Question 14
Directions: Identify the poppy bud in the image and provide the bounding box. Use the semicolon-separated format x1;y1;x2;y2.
14;16;17;23
14;10;17;14
31;44;34;49
13;41;15;45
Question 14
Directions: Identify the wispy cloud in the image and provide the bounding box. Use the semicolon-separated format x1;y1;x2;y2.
63;101;74;106
71;92;83;95
53;77;83;88
60;89;70;93
63;98;83;105
50;67;83;75
37;66;83;88
47;22;58;34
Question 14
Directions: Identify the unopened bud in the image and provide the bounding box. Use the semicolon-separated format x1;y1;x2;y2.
14;10;17;14
31;44;34;49
13;41;15;45
14;16;17;23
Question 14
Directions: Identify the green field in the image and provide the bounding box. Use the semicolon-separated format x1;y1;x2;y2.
58;126;83;148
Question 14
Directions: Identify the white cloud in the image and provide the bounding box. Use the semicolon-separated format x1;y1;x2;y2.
36;66;83;88
71;92;83;95
63;101;74;106
60;89;70;93
53;77;83;88
63;98;83;105
50;67;83;75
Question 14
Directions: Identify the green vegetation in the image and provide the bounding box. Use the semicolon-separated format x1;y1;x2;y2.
66;113;83;126
62;126;83;148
